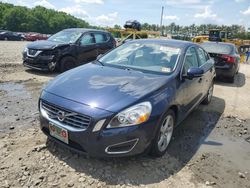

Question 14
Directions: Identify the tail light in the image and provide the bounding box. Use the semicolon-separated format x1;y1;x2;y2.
222;55;236;63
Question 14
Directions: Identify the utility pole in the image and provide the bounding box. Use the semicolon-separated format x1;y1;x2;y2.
160;6;164;36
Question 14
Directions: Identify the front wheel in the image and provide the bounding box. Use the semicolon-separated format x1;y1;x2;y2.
58;56;76;72
202;82;214;105
150;109;175;157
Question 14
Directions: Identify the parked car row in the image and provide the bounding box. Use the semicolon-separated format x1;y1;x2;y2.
21;27;239;158
0;31;25;41
24;32;49;41
0;30;50;41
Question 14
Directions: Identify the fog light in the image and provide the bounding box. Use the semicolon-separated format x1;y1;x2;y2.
48;62;56;71
105;138;139;154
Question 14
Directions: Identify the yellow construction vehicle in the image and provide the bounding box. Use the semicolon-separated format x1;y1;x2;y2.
208;29;243;46
192;35;209;44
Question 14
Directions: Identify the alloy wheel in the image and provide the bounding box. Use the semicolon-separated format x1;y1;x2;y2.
157;114;174;152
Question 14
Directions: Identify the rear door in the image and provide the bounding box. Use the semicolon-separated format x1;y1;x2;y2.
77;32;98;63
93;32;113;55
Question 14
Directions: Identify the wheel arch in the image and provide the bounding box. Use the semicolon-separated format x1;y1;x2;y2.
58;54;77;64
169;105;179;125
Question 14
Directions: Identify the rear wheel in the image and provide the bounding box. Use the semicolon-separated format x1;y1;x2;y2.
58;56;76;72
150;109;175;157
4;37;8;41
202;82;214;105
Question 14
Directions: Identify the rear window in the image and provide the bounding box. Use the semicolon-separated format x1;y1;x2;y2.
201;43;233;54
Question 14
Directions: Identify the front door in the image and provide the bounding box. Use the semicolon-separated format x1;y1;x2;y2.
77;33;98;64
177;47;204;119
196;47;214;95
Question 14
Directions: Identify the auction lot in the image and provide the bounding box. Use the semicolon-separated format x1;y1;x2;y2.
0;41;250;188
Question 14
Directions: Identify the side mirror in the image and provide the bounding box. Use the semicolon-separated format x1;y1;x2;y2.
184;67;204;79
97;54;103;60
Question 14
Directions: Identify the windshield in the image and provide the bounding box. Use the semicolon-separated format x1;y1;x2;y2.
48;30;82;43
201;43;233;54
99;42;181;74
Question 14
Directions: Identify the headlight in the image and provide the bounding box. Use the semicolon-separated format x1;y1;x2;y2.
23;47;28;53
107;102;152;128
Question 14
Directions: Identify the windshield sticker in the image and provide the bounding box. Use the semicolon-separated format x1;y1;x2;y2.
160;46;180;53
161;67;171;73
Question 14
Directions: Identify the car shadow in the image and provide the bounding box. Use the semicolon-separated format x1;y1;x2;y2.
25;69;59;78
46;96;225;186
215;72;245;88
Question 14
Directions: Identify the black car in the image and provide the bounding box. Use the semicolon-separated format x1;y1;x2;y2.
23;28;116;72
39;39;215;158
201;42;240;83
0;31;25;41
124;20;141;31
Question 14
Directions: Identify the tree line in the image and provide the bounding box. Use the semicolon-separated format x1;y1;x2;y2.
0;2;92;34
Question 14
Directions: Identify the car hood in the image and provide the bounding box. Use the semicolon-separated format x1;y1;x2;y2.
27;40;68;50
44;63;169;112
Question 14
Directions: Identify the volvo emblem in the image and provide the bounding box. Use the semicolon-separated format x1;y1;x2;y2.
57;111;66;122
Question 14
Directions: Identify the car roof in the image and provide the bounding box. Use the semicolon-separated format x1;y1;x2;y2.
128;39;196;49
201;41;236;47
62;28;109;33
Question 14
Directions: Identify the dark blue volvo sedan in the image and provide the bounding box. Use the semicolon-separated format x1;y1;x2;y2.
39;39;215;157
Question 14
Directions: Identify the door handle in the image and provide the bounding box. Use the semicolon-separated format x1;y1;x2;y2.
198;78;202;83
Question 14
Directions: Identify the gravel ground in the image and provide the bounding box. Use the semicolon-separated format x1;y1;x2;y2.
0;41;30;65
0;41;250;188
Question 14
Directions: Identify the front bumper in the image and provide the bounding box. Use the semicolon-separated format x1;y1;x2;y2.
39;92;156;158
23;53;57;71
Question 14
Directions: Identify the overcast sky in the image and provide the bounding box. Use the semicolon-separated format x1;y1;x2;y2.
2;0;250;28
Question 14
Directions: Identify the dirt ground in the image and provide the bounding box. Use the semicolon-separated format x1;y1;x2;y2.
0;41;250;188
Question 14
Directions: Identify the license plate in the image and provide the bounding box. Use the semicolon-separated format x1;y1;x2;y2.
49;122;69;144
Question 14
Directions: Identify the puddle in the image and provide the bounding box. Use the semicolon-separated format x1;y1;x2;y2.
0;81;41;133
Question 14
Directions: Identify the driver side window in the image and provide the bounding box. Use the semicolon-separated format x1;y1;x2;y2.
183;47;199;74
80;34;95;46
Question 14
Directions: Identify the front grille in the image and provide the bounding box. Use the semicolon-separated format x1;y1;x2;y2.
28;49;38;56
41;101;91;129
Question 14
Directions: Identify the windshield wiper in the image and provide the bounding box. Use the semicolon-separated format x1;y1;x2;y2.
96;60;104;66
124;67;143;73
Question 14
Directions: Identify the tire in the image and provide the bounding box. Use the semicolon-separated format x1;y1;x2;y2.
4;37;8;41
202;82;214;105
150;109;175;157
58;56;76;72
